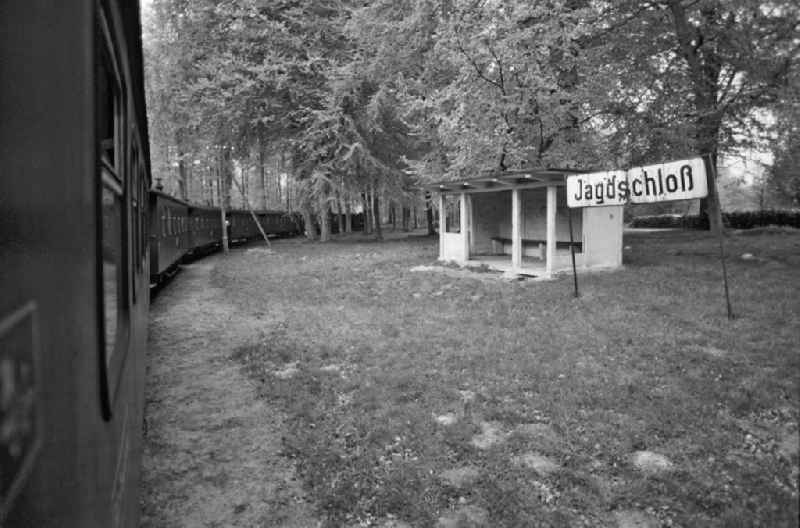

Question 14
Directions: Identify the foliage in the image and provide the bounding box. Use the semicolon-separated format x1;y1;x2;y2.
143;0;799;231
765;72;800;207
630;210;800;230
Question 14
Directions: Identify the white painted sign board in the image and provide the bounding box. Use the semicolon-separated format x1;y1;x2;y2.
566;170;628;207
567;157;708;208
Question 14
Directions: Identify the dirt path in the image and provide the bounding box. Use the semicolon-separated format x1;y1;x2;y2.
140;259;319;528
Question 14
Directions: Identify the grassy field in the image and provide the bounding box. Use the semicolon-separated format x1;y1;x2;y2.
215;227;799;527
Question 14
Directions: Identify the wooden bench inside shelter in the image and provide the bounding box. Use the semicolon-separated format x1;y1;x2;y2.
490;237;582;259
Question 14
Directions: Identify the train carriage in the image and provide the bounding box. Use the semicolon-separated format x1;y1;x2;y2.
1;1;150;526
187;205;223;257
148;191;191;283
0;2;309;525
228;210;257;242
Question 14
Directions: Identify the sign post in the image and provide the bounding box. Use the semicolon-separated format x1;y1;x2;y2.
566;156;732;317
706;154;734;319
567;208;579;298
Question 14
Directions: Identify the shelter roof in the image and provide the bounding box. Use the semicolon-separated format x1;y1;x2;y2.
423;168;586;193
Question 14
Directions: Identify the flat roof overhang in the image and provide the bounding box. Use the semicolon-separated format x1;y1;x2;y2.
423;168;587;194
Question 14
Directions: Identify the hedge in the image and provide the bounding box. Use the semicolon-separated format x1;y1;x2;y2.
629;210;800;230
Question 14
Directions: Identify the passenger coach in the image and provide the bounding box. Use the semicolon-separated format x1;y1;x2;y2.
1;1;150;526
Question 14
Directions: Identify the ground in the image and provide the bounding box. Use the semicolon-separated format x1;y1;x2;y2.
141;261;319;527
141;227;799;527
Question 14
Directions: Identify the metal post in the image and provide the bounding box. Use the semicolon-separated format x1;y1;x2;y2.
707;154;733;319
568;207;579;298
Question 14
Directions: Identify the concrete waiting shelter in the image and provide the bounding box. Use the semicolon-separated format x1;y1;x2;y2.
426;169;623;277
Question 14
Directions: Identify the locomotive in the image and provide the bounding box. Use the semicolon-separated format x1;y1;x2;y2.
0;2;297;526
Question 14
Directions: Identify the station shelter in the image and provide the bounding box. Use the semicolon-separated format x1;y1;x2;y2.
426;169;623;277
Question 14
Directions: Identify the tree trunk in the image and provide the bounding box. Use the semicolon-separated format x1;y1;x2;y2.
176;132;188;200
231;173;271;247
667;0;723;232
218;167;229;254
302;206;318;240
207;168;214;205
319;199;331;242
425;191;435;235
372;185;383;241
345;199;352;233
221;147;233;209
177;158;188;200
276;152;283;208
336;190;344;234
703;153;724;232
362;191;372;234
241;168;248;209
259;144;268;209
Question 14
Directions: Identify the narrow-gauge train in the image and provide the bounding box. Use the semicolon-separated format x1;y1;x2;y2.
1;1;150;526
0;2;296;526
149;189;302;284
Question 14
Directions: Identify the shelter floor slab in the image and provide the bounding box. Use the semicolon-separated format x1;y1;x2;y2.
467;255;547;276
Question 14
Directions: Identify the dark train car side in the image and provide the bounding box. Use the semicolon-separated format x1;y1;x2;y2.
147;198;305;287
1;1;150;526
187;205;224;258
148;191;191;283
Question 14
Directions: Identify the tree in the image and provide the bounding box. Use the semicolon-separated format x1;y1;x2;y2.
584;0;799;229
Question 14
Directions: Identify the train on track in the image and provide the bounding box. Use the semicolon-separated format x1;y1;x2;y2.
0;2;298;526
148;189;302;285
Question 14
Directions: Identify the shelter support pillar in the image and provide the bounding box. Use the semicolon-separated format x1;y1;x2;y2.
438;193;446;260
459;192;469;261
511;188;522;270
545;185;556;276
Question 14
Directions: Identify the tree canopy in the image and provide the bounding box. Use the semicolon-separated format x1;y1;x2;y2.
143;0;799;235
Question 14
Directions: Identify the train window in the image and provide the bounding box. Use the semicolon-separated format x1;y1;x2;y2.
97;11;129;419
131;147;140;272
98;45;123;364
130;150;138;304
141;177;148;266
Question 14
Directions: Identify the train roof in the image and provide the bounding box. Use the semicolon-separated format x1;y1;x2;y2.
148;188;294;215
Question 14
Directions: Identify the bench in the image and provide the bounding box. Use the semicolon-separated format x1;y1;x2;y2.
490;237;582;258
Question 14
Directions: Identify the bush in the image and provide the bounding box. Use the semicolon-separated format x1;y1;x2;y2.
629;209;800;230
723;209;800;230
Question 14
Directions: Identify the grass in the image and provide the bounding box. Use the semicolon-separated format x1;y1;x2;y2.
217;228;799;527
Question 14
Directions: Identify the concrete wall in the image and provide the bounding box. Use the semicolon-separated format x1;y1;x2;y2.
582;206;623;269
441;232;467;261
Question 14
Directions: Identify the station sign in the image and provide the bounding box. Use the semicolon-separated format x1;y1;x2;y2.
567;157;708;208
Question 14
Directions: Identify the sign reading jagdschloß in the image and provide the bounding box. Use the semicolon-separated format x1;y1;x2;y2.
567;157;708;208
